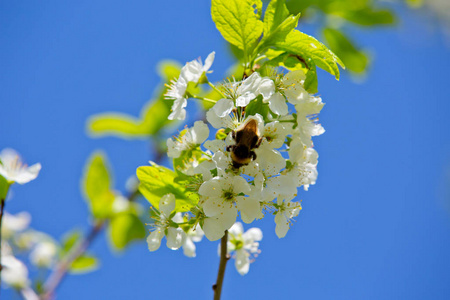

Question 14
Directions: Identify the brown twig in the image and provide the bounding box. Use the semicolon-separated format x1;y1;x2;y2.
40;184;142;300
39;145;161;299
41;221;104;300
0;197;5;292
213;230;229;300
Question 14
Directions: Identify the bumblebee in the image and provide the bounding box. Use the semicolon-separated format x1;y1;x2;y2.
226;118;262;168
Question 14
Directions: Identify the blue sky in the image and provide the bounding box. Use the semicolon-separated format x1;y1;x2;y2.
1;1;450;299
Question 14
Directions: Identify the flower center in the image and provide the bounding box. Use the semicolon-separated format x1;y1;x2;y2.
222;190;234;201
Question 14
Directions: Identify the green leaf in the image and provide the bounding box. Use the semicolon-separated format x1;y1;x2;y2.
83;152;115;219
61;230;83;255
157;60;182;81
322;27;369;74
87;114;143;137
285;0;311;15
108;212;146;251
87;99;173;139
273;29;344;80
0;175;9;200
136;163;198;212
334;7;396;27
69;255;99;274
245;96;270;121
211;0;264;56
304;62;318;94
263;0;290;35
260;0;300;46
265;49;308;71
87;60;181;140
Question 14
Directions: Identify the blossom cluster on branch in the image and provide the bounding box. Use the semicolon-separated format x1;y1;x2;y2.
138;47;325;274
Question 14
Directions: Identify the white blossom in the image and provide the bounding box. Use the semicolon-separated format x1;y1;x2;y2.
261;121;287;149
206;98;237;129
165;52;215;121
29;241;58;268
274;197;302;238
2;255;30;288
0;149;41;184
254;141;286;177
199;175;261;240
234;73;289;116
147;194;186;251
282;69;310;105
166;76;188;120
180;51;215;83
236;72;263;107
192;159;216;181
1;211;31;239
167;121;210;158
223;222;263;275
257;78;289;116
182;224;204;258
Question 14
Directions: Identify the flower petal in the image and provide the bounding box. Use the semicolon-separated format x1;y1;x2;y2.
166;227;186;250
159;194;176;217
182;237;197;257
258;78;275;100
274;212;289;238
203;51;216;72
213;98;234;118
202;217;226;241
243;228;263;242
147;230;164;252
235;249;250;275
228;222;243;236
268;92;288;116
237;196;261;224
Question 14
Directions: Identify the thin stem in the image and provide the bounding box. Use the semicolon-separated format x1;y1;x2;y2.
41;221;104;300
0;197;5;293
190;94;217;104
41;184;142;299
207;81;226;98
20;286;39;300
213;230;229;300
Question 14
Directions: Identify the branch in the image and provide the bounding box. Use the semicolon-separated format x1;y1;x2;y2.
20;286;39;300
40;146;162;299
41;220;104;300
40;183;142;299
0;197;5;292
213;230;229;300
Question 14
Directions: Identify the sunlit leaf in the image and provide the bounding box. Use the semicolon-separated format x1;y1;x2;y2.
334;7;396;26
108;212;146;251
61;230;83;255
83;152;115;219
211;0;264;56
260;0;300;47
69;255;99;274
137;163;198;212
273;29;344;79
323;27;369;74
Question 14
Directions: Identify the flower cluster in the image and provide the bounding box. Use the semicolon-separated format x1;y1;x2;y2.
142;51;324;274
1;211;58;290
